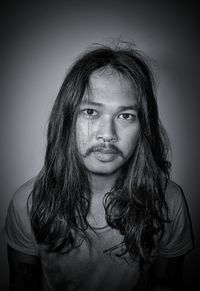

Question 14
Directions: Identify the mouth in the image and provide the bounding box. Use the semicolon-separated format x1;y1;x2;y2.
82;144;123;161
92;150;118;162
95;148;118;155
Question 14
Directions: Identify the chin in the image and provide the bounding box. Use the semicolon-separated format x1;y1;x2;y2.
89;169;119;176
81;156;129;176
86;163;123;176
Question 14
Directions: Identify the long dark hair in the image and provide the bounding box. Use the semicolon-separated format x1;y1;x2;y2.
30;43;171;266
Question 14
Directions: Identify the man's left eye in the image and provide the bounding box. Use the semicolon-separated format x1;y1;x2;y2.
118;113;135;120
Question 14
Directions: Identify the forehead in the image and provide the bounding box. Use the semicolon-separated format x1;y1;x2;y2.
83;69;137;105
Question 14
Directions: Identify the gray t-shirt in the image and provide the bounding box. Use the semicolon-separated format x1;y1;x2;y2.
4;179;194;291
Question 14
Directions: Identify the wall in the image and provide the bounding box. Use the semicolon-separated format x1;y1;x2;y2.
0;1;199;290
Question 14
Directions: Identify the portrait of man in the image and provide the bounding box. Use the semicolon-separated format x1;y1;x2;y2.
1;2;199;291
4;44;194;291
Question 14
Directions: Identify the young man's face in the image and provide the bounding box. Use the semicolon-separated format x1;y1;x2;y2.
76;69;140;176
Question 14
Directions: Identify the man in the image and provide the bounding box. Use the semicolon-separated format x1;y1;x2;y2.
5;44;194;291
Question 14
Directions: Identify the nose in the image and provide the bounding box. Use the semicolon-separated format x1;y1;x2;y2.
96;117;117;142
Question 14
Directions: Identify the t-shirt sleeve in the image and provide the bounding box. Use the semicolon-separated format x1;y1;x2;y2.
4;181;38;256
158;182;194;257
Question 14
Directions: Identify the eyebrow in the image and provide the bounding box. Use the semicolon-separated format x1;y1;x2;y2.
117;105;138;111
80;101;104;107
80;101;138;111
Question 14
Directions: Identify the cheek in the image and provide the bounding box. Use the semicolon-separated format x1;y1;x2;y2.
121;129;140;156
76;121;92;151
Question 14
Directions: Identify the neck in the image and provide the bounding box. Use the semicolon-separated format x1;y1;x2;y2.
87;171;120;228
89;171;119;197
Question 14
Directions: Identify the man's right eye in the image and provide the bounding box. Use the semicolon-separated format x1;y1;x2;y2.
82;109;98;117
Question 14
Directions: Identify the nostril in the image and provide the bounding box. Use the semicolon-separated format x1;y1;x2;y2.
101;136;117;143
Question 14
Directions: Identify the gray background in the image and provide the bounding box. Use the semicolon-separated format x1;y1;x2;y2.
0;1;199;290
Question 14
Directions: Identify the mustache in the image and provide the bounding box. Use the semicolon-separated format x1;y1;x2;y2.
82;143;125;158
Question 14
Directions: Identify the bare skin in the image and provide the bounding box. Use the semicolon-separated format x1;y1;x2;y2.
87;171;119;228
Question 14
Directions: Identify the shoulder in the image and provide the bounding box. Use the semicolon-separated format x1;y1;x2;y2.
5;177;38;255
8;176;36;224
7;176;37;238
157;179;194;257
165;179;183;200
12;177;36;211
164;180;185;218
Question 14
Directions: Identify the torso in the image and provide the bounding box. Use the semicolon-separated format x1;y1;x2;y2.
39;225;149;291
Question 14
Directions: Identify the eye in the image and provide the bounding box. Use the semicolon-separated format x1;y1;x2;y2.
82;108;98;117
118;113;136;120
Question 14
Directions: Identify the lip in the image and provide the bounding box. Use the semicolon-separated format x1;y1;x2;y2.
93;151;118;162
95;149;118;154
